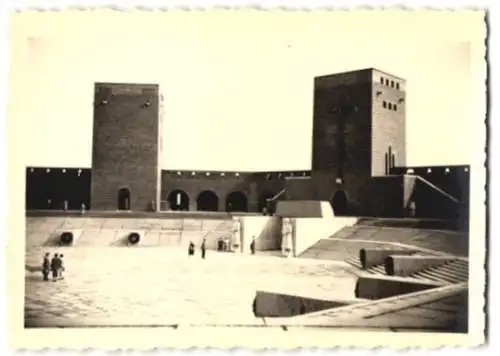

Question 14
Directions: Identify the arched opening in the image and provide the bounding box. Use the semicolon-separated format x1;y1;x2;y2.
331;190;348;216
258;191;275;214
167;190;190;211
117;188;131;210
197;190;219;211
226;191;248;212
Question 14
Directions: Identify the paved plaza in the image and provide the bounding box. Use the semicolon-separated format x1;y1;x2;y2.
25;247;360;327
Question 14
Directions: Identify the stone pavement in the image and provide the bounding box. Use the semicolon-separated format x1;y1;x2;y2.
25;247;359;327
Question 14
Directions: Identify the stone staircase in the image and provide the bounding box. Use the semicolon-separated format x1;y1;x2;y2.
410;259;469;285
298;222;469;287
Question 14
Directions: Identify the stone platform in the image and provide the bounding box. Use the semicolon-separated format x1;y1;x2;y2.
25;247;360;327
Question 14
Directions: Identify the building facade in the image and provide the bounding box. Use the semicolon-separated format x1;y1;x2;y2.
24;69;469;221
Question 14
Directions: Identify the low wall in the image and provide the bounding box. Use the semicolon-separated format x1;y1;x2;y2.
240;216;282;252
293;217;358;257
355;275;443;300
359;248;416;269
26;216;239;248
385;255;456;277
253;291;357;317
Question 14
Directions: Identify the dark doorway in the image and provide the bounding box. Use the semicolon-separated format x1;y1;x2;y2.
331;190;348;216
197;190;219;211
167;190;190;211
258;191;275;214
118;188;131;210
226;191;248;212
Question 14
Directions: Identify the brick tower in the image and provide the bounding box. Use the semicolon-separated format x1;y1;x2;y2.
310;68;406;214
90;83;162;211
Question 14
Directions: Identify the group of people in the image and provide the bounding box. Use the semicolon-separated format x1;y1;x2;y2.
187;237;257;257
42;252;65;281
188;238;207;259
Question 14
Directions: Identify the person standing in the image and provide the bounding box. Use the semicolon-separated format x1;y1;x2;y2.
50;254;59;281
42;253;50;281
58;254;65;280
188;241;195;257
201;238;206;259
250;236;256;255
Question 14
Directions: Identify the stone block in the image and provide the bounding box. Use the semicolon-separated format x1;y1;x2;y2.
253;291;359;317
354;275;442;300
360;248;416;269
385;255;456;277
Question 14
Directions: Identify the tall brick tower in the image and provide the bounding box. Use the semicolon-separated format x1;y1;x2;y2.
311;68;406;214
91;83;162;211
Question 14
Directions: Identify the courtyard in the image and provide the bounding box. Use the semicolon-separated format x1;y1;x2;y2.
25;247;360;327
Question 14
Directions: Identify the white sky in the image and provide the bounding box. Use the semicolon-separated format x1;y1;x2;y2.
8;10;485;171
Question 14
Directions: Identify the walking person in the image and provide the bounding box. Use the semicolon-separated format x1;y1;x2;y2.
201;238;206;259
188;241;195;257
250;236;256;255
50;253;59;281
42;253;50;281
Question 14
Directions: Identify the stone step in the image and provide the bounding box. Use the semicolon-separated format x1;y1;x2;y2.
413;271;449;284
419;269;461;284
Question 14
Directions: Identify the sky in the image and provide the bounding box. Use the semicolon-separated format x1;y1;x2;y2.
7;10;485;171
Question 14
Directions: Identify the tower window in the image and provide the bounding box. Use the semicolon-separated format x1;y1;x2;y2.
385;79;389;86
388;103;392;110
396;83;400;90
380;76;384;84
393;104;397;111
383;101;387;108
391;80;395;88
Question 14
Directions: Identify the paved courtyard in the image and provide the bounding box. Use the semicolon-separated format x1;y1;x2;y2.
25;247;360;327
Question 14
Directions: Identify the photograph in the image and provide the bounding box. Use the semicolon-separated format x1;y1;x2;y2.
6;8;486;349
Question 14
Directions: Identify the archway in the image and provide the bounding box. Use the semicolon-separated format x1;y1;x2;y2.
258;191;275;214
197;190;219;211
117;188;131;210
226;191;248;212
331;190;348;216
167;190;190;211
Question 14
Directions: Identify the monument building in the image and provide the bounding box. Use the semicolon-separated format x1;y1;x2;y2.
24;68;469;224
